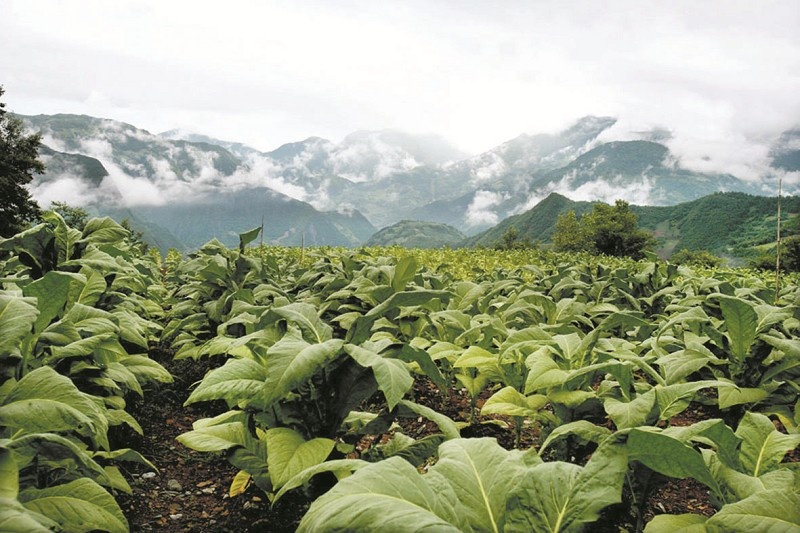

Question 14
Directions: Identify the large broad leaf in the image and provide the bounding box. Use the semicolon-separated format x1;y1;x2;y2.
0;447;18;500
19;477;128;533
119;355;173;385
604;388;657;429
177;422;248;452
392;255;418;293
717;295;758;364
735;411;800;477
505;437;628;532
627;428;719;495
273;459;368;503
5;432;111;485
347;289;449;344
539;420;613;455
69;269;107;308
265;428;335;488
0;294;39;357
267;303;332;343
706;490;800;531
184;357;267;406
298;455;464;532
430;438;530;532
481;386;548;419
395;400;461;440
0;367;108;449
345;343;412;410
0;497;57;533
79;217;129;245
260;329;344;408
643;513;709;532
22;271;77;333
238;226;261;252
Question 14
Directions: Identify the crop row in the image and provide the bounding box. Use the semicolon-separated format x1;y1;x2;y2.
2;217;798;532
0;213;172;532
167;232;800;531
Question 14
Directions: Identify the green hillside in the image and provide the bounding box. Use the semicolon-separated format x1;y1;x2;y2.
466;192;799;262
463;193;594;247
365;220;466;248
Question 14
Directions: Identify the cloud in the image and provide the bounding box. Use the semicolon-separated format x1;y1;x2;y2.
466;190;506;226
29;176;97;208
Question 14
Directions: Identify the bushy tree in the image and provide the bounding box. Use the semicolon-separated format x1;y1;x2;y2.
0;85;43;236
553;200;653;259
670;248;723;268
494;225;535;250
49;201;89;231
552;210;584;252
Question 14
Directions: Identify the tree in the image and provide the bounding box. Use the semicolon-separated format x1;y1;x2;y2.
670;248;723;268
552;200;653;259
0;86;43;236
552;210;584;252
50;201;89;231
494;225;535;250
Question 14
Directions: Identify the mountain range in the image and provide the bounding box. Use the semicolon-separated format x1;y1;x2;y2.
17;112;799;252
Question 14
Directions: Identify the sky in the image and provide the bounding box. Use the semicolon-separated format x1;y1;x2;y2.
2;0;799;180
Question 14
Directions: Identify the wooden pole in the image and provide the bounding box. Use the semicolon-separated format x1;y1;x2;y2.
775;176;782;304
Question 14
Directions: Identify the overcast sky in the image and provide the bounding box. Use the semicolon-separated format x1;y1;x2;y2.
2;0;799;179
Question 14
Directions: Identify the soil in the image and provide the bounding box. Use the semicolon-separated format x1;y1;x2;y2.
118;354;788;532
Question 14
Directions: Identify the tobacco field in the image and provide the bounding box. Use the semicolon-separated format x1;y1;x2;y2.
1;213;799;532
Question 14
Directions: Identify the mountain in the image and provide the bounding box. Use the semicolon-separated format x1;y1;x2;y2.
124;188;376;250
467;191;799;263
18;112;796;252
17;113;376;250
527;140;755;204
364;220;466;248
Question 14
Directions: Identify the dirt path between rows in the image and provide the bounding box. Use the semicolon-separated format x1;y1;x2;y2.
119;352;308;532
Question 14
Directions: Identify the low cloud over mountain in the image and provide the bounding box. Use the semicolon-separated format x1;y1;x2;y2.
18;112;799;248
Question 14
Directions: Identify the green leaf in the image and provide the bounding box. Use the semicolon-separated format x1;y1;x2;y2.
119;355;173;385
298;456;464;532
736;411;800;477
0;367;108;449
655;381;726;421
184;358;267;406
706;490;800;531
604;388;657;429
71;269;107;308
0;293;39;357
397;343;447;391
177;422;247;452
80;217;129;245
644;513;708;532
392;256;418;293
267;303;332;343
717;386;769;409
238;226;261;252
627;428;719;494
0;497;58;532
395;400;461;440
505;437;629;532
345;343;412;410
273;459;368;503
265;428;335;488
0;448;18;500
539;420;613;455
718;295;758;363
481;386;548;419
432;438;527;532
23;271;76;333
261;331;344;408
19;478;128;533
